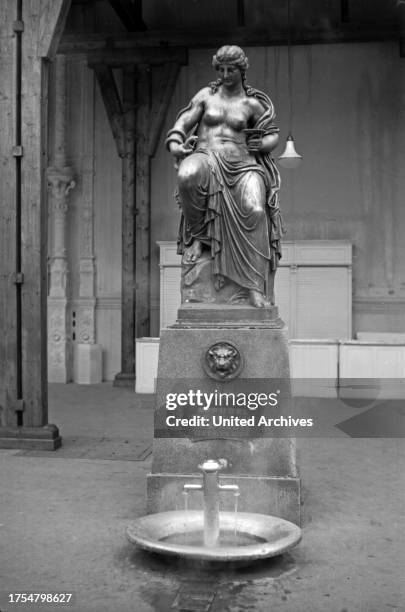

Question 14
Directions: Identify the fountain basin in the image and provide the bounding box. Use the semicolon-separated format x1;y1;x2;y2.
126;510;301;562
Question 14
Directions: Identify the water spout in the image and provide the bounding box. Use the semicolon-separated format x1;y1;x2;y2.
182;490;189;511
183;459;239;548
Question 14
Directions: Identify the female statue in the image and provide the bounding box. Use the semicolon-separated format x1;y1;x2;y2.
166;45;283;308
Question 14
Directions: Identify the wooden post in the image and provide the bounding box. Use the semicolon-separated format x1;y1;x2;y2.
20;22;50;428
114;66;137;386
135;64;151;340
93;54;185;387
0;0;71;448
0;2;18;429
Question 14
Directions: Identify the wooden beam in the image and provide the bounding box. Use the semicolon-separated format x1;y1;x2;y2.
37;0;72;59
108;0;147;32
148;62;181;157
93;65;125;158
87;46;187;67
59;24;400;55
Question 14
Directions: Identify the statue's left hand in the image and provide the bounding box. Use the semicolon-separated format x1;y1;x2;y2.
170;135;198;159
184;135;198;153
179;135;198;156
247;135;263;152
171;135;198;169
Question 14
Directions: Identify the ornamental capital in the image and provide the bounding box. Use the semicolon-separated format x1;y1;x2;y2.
47;166;76;199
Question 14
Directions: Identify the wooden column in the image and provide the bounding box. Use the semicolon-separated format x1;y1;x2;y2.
114;66;137;386
135;65;151;340
115;64;155;385
0;0;71;448
92;54;185;387
0;2;18;429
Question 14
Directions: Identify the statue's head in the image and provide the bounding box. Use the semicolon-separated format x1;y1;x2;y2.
212;45;249;76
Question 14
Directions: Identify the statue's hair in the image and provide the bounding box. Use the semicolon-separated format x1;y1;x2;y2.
212;45;249;72
212;45;249;73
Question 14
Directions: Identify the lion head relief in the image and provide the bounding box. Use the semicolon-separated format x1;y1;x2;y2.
203;342;243;380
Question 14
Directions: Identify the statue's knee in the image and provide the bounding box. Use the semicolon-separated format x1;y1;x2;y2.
178;158;201;189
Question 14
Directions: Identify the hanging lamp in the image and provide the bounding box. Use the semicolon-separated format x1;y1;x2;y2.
278;0;303;169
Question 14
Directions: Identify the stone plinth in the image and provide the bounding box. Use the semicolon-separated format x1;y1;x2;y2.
147;305;301;525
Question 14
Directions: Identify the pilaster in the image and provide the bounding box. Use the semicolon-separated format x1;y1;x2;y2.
76;63;97;347
47;55;75;383
73;63;102;383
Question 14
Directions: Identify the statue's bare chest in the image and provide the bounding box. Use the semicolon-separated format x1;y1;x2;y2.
202;96;252;132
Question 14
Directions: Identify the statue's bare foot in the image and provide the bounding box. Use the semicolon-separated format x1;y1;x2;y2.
184;239;202;264
249;289;270;308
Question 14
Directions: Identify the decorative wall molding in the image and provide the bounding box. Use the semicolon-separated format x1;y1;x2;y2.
94;296;122;310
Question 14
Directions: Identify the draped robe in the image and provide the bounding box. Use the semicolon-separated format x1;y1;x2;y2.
176;87;283;299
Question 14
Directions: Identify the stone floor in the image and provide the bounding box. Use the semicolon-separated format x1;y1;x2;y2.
0;383;404;612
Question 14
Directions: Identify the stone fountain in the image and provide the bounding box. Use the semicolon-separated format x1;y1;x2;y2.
126;301;302;562
127;45;301;563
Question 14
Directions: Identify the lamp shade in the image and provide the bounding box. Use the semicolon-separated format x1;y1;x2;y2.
278;134;303;169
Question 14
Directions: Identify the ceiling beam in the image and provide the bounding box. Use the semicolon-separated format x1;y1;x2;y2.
37;0;72;59
59;24;400;55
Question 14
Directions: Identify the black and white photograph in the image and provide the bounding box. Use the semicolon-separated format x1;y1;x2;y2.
0;1;404;611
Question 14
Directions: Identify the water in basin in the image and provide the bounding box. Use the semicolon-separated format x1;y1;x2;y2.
161;530;266;547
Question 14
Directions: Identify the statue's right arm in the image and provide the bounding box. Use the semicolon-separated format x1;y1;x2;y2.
166;88;208;157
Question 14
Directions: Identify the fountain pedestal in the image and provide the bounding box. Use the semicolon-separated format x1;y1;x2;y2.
147;304;301;525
